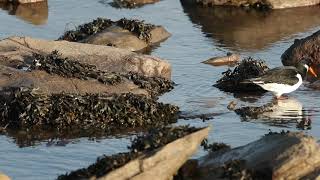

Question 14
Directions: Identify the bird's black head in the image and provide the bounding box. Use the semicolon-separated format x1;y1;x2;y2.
296;58;317;78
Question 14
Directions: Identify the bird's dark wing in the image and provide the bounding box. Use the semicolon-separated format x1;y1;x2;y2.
250;67;300;85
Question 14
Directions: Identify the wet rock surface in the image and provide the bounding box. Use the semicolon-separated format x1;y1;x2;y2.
58;17;170;51
282;30;320;79
214;57;269;93
181;0;320;9
199;132;320;179
111;0;160;8
57;126;204;180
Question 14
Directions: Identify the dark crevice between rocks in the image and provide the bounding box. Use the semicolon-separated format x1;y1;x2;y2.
19;51;174;97
214;57;269;93
57;125;202;180
0;87;179;147
58;17;156;43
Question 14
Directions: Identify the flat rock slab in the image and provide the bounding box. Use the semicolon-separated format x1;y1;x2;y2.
199;132;320;179
0;36;171;79
100;127;210;180
282;30;320;78
184;0;320;9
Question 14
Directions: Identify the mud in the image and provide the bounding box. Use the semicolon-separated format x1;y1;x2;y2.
0;87;179;138
59;17;156;43
214;57;269;93
57;126;201;180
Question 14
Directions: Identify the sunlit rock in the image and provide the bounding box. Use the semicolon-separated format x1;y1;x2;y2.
202;53;240;66
199;132;320;179
282;30;320;80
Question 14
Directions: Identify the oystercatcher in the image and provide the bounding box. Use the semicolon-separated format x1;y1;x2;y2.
249;59;317;99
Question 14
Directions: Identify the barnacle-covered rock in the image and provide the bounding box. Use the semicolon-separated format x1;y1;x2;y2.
57;126;206;180
58;17;170;51
214;57;269;93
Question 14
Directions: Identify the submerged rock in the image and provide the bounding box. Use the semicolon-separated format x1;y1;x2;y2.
214;57;269;93
282;30;320;80
199;132;320;179
182;0;320;9
202;53;240;66
58;18;170;52
58;126;209;180
111;0;160;8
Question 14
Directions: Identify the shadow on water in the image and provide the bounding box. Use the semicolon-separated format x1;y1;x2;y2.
180;2;320;52
234;97;312;130
0;1;48;25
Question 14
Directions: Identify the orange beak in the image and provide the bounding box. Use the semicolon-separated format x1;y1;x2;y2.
308;66;318;77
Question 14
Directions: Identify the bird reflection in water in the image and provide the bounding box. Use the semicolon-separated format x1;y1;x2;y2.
234;97;311;130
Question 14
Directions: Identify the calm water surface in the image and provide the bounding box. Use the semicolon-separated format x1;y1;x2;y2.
0;1;320;179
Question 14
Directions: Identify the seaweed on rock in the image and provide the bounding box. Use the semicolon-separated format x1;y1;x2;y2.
58;18;113;42
0;87;179;137
57;126;202;180
117;18;155;42
214;57;269;93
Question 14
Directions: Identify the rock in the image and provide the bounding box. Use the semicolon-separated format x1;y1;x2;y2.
0;1;48;25
183;0;320;9
0;36;171;79
59;18;171;52
0;174;10;180
0;0;45;3
308;80;320;90
214;57;269;93
199;132;320;179
202;53;240;66
112;0;160;8
180;4;320;51
101;127;210;180
282;30;320;79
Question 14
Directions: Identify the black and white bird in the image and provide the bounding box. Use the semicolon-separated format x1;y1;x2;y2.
249;59;317;99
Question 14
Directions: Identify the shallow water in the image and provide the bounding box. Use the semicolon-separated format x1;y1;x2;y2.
0;0;320;179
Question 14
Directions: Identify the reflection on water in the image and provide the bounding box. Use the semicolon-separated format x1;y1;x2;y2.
180;3;320;52
0;1;48;25
235;97;311;129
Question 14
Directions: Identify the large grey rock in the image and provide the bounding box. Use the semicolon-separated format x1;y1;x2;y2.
282;30;320;78
199;132;320;179
185;0;320;9
100;127;210;180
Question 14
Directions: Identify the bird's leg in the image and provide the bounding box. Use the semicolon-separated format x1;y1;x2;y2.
275;95;288;100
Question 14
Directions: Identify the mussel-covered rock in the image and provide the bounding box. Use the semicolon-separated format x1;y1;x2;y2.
57;126;202;180
214;57;269;92
0;87;179;137
58;17;170;51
